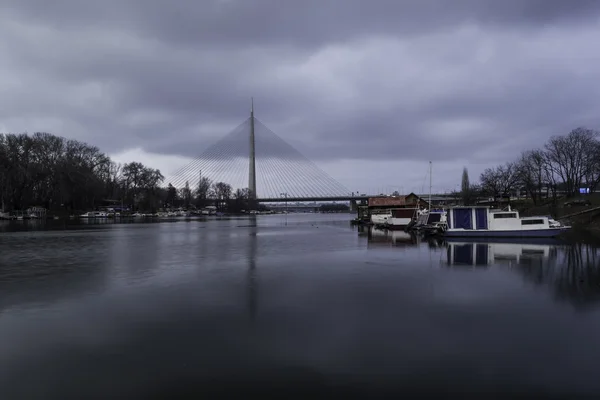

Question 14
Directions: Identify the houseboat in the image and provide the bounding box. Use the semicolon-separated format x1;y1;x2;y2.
439;206;570;238
369;193;429;230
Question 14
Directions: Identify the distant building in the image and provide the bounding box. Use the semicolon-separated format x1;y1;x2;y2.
367;192;429;211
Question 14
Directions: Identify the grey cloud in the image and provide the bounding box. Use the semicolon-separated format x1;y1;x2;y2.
6;0;600;48
1;0;600;190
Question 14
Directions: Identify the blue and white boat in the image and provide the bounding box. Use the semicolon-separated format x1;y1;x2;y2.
441;206;570;238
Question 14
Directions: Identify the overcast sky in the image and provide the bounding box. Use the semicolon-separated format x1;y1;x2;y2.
2;0;600;195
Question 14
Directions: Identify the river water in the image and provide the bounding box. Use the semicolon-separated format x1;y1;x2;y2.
1;214;600;398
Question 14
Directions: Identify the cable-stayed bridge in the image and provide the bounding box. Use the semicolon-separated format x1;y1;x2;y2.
169;102;368;203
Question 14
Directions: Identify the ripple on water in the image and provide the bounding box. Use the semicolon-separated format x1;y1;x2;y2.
1;215;600;397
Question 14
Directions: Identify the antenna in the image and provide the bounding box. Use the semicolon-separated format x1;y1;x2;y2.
429;161;432;211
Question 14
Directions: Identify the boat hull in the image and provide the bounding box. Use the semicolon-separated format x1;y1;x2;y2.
444;227;570;238
371;214;391;225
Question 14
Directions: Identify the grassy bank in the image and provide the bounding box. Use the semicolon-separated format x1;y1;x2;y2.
513;194;600;233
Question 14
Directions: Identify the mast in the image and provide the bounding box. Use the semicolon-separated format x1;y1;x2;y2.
428;161;432;211
249;98;257;200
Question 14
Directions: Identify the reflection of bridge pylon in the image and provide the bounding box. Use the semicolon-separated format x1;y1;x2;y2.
246;219;258;322
168;102;352;200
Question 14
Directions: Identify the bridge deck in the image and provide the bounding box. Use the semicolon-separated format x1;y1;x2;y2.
256;194;456;203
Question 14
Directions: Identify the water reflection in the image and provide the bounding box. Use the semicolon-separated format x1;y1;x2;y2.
0;230;110;312
444;240;557;267
367;227;420;247
3;215;600;396
247;216;258;322
444;240;600;308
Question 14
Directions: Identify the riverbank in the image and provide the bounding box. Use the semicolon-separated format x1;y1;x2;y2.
515;195;600;236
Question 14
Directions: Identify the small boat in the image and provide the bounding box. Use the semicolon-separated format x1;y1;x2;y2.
80;211;109;218
0;211;14;220
408;208;447;231
438;206;570;238
371;212;392;225
382;208;419;230
407;160;445;232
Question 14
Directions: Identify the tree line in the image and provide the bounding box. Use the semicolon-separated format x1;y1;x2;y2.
0;132;255;213
460;127;600;205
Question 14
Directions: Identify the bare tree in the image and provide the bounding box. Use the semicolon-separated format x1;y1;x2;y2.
583;140;600;192
166;183;177;207
195;176;212;208
0;131;164;213
212;182;233;210
544;127;599;196
516;150;549;205
480;162;520;199
180;180;192;208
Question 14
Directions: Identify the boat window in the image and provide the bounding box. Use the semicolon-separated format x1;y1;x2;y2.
493;213;517;219
522;249;545;255
521;219;545;225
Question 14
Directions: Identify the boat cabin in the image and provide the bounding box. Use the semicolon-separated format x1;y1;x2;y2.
415;209;446;226
447;206;553;231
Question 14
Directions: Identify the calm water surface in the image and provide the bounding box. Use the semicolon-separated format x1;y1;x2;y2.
1;214;600;398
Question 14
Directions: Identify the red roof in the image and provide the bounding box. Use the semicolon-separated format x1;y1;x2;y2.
368;197;407;207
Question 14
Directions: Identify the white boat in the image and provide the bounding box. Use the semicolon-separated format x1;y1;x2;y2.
383;208;419;230
370;212;392;225
408;161;447;230
413;208;447;228
201;206;217;215
79;211;108;218
441;206;570;238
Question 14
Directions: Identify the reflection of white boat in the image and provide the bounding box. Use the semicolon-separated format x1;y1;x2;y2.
443;206;570;238
368;227;418;245
445;241;554;266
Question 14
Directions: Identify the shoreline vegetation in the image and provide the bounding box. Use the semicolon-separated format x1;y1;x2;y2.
456;126;600;232
4;125;600;227
0;132;262;216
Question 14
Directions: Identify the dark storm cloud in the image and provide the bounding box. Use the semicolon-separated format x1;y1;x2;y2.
1;0;600;169
6;0;600;47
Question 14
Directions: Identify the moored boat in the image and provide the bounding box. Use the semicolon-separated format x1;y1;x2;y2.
438;206;570;238
79;211;109;218
383;208;419;230
370;212;392;225
408;208;447;231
